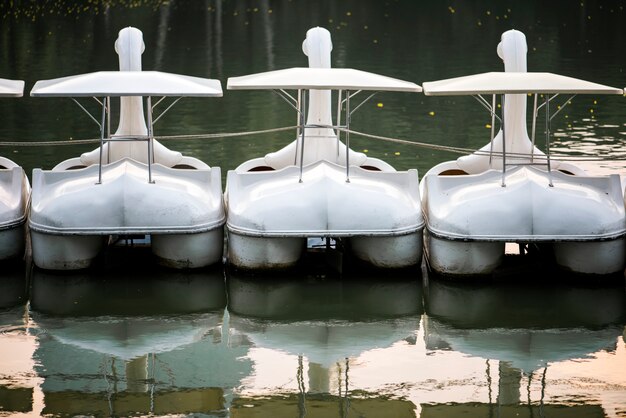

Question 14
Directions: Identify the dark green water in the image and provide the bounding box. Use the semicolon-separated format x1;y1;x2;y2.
1;1;626;416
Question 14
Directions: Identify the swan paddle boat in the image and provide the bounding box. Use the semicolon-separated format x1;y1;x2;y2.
29;27;225;270
0;78;30;262
225;26;424;272
419;29;625;279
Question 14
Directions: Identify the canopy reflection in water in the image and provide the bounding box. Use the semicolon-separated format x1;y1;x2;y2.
227;272;422;416
422;277;626;415
28;265;250;417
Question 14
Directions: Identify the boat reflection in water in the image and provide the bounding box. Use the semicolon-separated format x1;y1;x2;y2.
422;277;626;417
0;262;34;417
28;256;249;417
0;260;27;310
226;272;423;417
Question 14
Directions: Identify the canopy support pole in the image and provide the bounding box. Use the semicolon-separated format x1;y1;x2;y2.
147;96;155;184
96;96;108;185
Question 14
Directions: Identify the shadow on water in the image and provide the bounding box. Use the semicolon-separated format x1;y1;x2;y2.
0;259;29;310
29;263;226;317
227;269;424;320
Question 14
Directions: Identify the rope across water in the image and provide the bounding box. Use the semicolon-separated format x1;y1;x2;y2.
0;125;620;162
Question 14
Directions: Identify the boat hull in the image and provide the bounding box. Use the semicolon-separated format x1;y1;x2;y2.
225;161;424;271
420;165;626;278
0;166;30;261
29;158;225;270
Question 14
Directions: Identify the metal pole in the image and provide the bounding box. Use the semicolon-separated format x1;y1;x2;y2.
489;94;496;165
500;94;506;187
298;92;306;183
345;90;350;183
97;96;107;185
106;96;111;164
531;94;538;163
147;96;155;184
295;89;301;166
545;94;553;187
336;90;342;159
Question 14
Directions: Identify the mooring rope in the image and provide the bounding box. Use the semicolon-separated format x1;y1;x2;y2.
0;126;297;147
0;124;621;162
342;128;622;162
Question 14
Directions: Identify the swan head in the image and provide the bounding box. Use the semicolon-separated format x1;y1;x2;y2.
302;26;332;68
497;29;527;72
115;26;145;71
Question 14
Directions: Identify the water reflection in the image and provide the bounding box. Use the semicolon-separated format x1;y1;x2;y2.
422;278;626;415
0;262;625;416
27;261;248;417
227;272;422;417
0;260;28;310
0;269;39;417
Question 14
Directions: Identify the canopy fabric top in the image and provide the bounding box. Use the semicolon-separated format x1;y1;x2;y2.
0;78;25;97
30;71;223;97
227;67;422;92
422;72;623;96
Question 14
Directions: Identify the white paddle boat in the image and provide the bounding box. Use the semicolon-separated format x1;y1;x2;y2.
0;78;30;262
29;27;225;270
225;27;424;272
419;29;625;278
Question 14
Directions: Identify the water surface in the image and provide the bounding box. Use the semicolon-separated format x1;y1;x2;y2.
0;257;625;417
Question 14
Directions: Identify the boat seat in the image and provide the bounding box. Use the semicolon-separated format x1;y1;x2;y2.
248;166;275;172
0;156;18;170
360;165;382;171
439;168;469;176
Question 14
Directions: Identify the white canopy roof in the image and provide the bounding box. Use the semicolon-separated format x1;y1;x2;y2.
0;78;25;97
227;67;422;92
422;72;623;96
30;71;223;97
